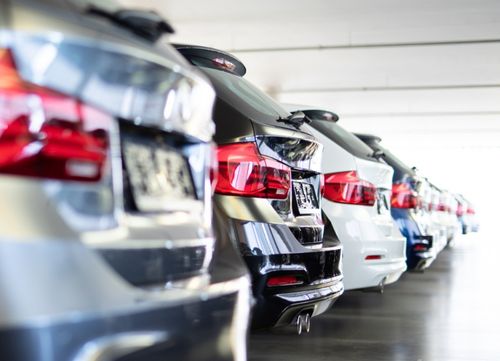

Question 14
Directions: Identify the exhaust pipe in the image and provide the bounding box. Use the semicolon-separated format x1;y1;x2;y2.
303;313;311;333
295;314;303;335
362;277;387;293
294;312;312;335
378;277;386;294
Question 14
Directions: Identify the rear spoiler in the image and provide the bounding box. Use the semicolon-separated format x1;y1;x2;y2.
174;44;246;76
354;133;382;143
283;105;339;123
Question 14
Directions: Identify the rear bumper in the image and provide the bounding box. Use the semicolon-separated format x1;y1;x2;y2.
393;211;438;271
254;279;344;328
219;220;343;328
345;256;407;291
0;279;250;361
0;239;251;361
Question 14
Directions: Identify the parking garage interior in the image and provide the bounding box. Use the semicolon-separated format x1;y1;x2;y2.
2;0;499;360
128;1;499;359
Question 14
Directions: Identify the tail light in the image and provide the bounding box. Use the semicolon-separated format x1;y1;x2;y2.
467;207;476;215
266;274;303;287
215;142;291;199
0;49;111;182
391;183;420;209
323;171;376;206
437;203;449;212
365;255;382;260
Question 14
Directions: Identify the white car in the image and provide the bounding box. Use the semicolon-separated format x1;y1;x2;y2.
285;106;407;291
415;178;448;254
435;188;462;245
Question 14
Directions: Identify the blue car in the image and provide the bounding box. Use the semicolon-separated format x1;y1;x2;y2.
356;134;437;271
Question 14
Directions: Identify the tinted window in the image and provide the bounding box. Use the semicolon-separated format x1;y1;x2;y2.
365;141;416;181
192;62;291;125
311;120;376;161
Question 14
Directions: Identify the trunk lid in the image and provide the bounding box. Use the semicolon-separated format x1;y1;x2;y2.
3;9;216;288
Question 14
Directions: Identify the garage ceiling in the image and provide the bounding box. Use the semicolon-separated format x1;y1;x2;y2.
120;0;500;224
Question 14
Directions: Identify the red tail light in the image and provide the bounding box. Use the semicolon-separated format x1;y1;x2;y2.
215;142;291;199
0;49;111;182
467;207;475;215
437;203;449;212
365;255;382;260
323;171;376;206
266;274;303;287
391;183;420;209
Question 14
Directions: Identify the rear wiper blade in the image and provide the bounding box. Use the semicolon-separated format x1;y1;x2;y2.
277;111;312;129
87;5;174;42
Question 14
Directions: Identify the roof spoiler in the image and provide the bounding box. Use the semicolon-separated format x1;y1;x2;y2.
282;104;339;123
354;133;382;143
174;44;246;76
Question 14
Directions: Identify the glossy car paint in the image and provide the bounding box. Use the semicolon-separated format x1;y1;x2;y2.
356;134;438;271
286;109;406;291
0;1;251;360
175;45;344;329
436;189;462;245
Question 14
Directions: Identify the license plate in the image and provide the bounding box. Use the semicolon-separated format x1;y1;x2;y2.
122;137;195;212
293;182;319;214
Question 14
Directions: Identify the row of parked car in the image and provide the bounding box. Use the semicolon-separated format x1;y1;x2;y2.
0;0;480;360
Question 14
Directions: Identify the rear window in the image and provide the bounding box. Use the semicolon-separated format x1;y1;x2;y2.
191;59;291;125
310;120;376;161
367;141;416;180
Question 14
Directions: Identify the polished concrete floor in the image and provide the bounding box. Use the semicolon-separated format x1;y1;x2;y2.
249;234;500;361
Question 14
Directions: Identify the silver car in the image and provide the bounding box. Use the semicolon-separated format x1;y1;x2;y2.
0;0;251;360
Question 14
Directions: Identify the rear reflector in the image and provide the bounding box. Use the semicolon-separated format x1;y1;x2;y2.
266;275;303;287
215;142;291;199
0;49;111;182
323;170;376;206
413;244;428;252
365;255;382;260
391;183;420;209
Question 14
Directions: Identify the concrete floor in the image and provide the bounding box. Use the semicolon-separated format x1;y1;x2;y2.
249;234;500;361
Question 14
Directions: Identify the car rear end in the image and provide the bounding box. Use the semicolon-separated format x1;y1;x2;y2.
459;195;480;232
436;190;461;245
356;134;438;271
290;109;406;291
175;45;343;332
454;194;471;234
0;1;250;360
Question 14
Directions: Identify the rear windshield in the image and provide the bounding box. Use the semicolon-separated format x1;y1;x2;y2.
310;120;376;161
367;141;416;180
191;59;291;125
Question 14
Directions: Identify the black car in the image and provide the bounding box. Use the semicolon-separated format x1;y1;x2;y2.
0;1;251;360
175;45;344;334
